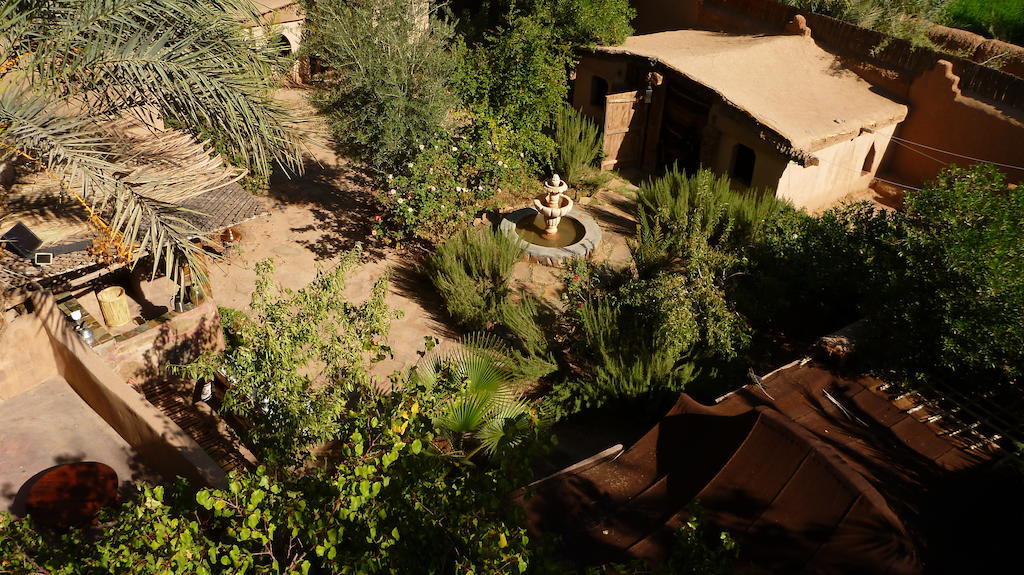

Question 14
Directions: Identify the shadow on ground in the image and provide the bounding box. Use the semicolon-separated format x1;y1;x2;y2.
268;158;384;261
387;256;461;343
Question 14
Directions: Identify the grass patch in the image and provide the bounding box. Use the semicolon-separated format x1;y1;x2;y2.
944;0;1024;44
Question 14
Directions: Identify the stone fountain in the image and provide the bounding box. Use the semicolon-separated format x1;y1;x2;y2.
499;174;601;266
533;174;574;238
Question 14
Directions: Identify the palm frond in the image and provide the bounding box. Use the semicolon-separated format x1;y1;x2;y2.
435;392;493;435
10;0;305;181
1;0;307;288
474;400;534;456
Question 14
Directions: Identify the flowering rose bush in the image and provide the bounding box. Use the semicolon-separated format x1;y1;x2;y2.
372;113;534;243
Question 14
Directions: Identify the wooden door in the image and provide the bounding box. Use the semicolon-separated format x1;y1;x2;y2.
602;90;644;170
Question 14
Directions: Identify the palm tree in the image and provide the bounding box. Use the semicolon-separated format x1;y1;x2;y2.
0;0;305;287
412;333;542;460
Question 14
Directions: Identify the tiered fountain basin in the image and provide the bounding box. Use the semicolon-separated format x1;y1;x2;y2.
500;207;602;266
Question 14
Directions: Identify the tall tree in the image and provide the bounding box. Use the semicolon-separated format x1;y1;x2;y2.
0;0;305;286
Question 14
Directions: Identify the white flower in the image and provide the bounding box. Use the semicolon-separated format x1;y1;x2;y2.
519;152;525;158
407;162;414;168
388;188;397;195
418;144;425;151
451;146;458;152
386;174;393;180
487;140;493;146
407;207;414;214
398;198;405;204
439;204;446;209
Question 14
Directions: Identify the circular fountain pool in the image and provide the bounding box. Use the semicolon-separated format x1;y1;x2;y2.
500;207;602;266
514;213;585;248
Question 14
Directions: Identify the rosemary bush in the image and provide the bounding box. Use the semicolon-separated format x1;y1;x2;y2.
553;104;603;183
426;227;524;330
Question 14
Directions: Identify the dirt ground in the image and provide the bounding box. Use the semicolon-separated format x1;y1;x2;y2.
203;90;640;384
205;123;453;382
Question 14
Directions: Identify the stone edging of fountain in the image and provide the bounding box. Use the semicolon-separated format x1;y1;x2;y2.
499;207;602;267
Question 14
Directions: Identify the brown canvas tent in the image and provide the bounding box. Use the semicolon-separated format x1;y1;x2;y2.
515;362;988;573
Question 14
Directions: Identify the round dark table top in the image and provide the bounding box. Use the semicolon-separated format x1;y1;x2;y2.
23;461;119;529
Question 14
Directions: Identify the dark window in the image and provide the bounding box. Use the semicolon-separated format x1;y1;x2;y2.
590;75;609;108
862;143;877;173
730;144;756;186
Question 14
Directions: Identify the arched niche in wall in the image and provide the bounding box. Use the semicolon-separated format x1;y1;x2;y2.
274;34;295;57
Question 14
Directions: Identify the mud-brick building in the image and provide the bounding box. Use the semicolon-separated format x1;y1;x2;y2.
574;29;908;211
576;0;1024;211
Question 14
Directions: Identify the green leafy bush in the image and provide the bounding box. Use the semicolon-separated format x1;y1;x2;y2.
867;164;1024;386
943;0;1024;44
553;104;603;183
453;12;569;168
1;383;540;574
738;164;1022;422
174;250;397;463
733;202;894;341
371;113;532;243
304;0;459;171
551;0;636;46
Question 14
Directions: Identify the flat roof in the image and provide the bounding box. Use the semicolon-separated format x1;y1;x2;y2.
252;1;302;24
0;377;156;513
595;30;909;153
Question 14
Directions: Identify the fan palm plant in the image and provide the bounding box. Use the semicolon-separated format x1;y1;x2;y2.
412;333;542;460
0;0;305;287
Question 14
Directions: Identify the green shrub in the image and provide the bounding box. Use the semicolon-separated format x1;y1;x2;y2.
738;164;1022;421
632;167;787;275
372;113;532;243
453;12;568;168
733;202;893;341
868;164;1024;386
427;227;556;369
174;250;397;464
304;0;458;171
549;261;749;418
943;0;1024;44
2;383;541;574
426;227;525;330
553;104;603;183
552;0;636;46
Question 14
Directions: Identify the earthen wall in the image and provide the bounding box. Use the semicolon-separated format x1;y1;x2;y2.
29;293;227;487
628;0;1024;186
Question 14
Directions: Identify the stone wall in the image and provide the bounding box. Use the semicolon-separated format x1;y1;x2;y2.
882;60;1024;184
